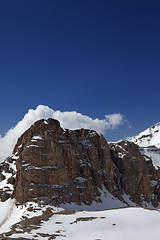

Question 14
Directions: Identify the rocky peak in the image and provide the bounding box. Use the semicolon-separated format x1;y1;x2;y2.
12;118;116;205
0;118;160;209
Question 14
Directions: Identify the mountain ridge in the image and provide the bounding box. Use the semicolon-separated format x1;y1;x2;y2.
129;122;160;169
0;118;160;239
129;122;160;148
0;118;159;208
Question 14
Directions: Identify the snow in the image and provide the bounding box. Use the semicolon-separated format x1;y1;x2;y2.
25;165;58;170
12;154;19;160
151;180;158;187
140;147;160;169
10;207;160;240
122;194;137;206
129;122;160;169
41;166;57;170
0;196;160;239
0;172;13;191
57;140;69;144
79;139;91;147
0;199;27;233
0;200;60;235
117;152;125;158
26;144;44;148
60;187;128;211
129;122;160;148
4;159;16;173
32;135;43;140
75;177;87;183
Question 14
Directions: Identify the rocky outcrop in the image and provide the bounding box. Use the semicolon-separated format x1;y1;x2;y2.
109;141;153;204
0;157;16;202
12;119;117;205
110;140;160;207
0;118;160;208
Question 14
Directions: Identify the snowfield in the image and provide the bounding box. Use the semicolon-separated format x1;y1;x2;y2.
140;146;160;169
129;122;160;148
0;200;160;240
129;122;160;169
32;207;160;240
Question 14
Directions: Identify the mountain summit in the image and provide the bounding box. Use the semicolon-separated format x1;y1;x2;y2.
0;118;159;209
129;122;160;148
129;122;160;169
0;118;160;239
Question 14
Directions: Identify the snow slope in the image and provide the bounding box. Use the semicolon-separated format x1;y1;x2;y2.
129;122;160;169
33;207;160;240
140;146;160;169
0;202;160;240
129;122;160;148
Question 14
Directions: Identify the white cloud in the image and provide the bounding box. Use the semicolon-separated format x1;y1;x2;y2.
105;114;124;130
0;105;128;162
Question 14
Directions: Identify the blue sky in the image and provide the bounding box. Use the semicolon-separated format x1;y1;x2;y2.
0;0;160;141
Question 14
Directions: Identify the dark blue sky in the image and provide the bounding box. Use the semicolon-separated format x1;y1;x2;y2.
0;0;160;141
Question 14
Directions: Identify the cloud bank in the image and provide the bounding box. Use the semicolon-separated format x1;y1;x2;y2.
0;105;128;162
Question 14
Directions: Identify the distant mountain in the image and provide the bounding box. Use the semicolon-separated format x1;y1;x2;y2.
129;122;160;169
0;118;160;239
129;122;160;148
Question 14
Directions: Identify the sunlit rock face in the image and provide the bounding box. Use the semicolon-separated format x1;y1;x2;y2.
11;118;116;205
0;118;160;208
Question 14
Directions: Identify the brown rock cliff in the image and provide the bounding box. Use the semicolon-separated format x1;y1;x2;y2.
0;118;159;208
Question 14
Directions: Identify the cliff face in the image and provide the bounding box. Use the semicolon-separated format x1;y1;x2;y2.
109;141;154;204
0;118;160;208
12;118;116;205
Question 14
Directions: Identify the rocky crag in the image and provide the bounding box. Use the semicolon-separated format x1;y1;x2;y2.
0;118;160;208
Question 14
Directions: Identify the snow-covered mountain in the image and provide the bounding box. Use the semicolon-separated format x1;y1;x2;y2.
129;122;160;169
1;119;160;239
129;122;160;148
